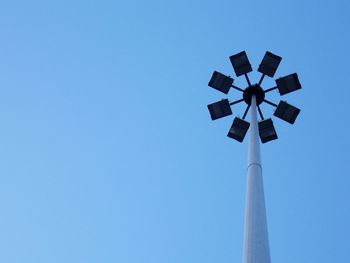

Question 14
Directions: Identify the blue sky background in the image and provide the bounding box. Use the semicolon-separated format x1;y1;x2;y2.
0;0;349;262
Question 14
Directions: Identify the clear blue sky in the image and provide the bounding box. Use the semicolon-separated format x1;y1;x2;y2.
0;0;349;262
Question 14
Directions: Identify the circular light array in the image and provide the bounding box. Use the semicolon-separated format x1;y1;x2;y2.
207;51;302;143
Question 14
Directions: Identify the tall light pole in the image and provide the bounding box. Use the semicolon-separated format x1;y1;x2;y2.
243;95;270;263
206;51;302;263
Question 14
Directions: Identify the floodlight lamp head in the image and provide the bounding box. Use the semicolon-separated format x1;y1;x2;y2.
276;73;301;95
258;51;282;78
207;99;232;120
227;117;250;142
208;71;233;94
229;51;252;77
258;119;278;143
274;101;300;124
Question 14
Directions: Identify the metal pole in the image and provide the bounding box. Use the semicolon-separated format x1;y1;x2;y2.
242;95;271;263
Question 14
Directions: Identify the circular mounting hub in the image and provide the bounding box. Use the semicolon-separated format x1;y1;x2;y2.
243;84;265;105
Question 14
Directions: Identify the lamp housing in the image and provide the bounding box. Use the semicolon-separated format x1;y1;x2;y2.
276;73;301;95
274;101;300;124
208;71;233;94
258;51;282;78
227;117;250;142
229;51;252;77
207;99;232;120
258;118;278;143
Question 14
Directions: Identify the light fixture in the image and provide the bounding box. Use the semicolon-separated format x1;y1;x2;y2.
258;51;282;78
207;99;232;120
258;119;278;143
229;51;252;77
276;73;301;95
227;117;250;142
274;101;300;124
207;50;302;142
208;71;234;94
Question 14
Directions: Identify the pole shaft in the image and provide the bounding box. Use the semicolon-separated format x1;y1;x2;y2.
242;96;271;263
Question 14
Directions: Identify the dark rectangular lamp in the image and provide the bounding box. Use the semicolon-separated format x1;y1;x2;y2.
227;117;250;142
258;51;282;78
274;101;300;124
258;118;278;143
229;51;252;77
208;71;233;94
276;73;301;95
207;99;232;120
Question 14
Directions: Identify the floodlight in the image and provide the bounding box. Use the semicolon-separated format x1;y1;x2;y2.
227;117;250;142
276;73;301;95
207;99;232;120
229;51;252;77
208;71;233;94
258;51;282;78
207;51;301;143
274;101;300;124
258;119;278;143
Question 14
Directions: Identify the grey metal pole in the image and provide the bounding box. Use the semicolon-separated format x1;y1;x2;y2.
242;95;271;263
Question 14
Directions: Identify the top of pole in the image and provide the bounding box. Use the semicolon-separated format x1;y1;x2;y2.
248;95;261;168
207;50;302;143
